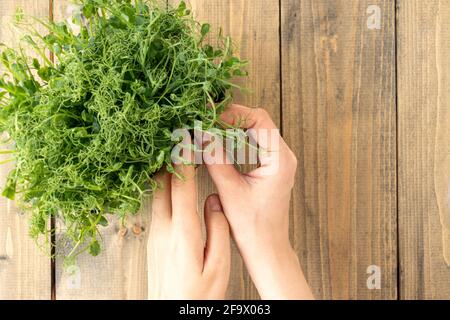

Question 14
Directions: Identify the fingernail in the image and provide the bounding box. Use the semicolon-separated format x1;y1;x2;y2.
208;195;223;212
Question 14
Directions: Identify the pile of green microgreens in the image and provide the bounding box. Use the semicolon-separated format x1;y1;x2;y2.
0;0;247;258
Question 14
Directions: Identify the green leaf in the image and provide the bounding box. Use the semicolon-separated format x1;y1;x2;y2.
38;67;51;81
177;1;186;15
88;240;101;256
82;4;96;19
98;216;109;227
233;69;248;76
2;174;17;200
201;23;210;37
135;16;146;26
32;58;40;69
2;186;15;200
225;57;240;67
203;44;213;57
14;7;24;23
23;79;38;93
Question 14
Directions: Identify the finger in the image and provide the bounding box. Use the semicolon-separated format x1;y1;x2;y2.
205;161;246;195
202;194;231;276
202;130;246;194
171;135;198;225
220;104;278;133
220;104;286;177
224;105;281;149
151;170;172;222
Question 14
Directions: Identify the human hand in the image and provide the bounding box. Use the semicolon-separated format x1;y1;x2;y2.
205;104;313;300
147;159;231;299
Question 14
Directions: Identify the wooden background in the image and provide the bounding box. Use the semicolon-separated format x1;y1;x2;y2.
0;0;449;300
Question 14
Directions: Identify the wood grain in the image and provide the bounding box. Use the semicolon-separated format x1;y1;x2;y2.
398;0;450;300
0;0;51;300
52;1;151;300
281;0;397;299
168;0;281;300
9;0;450;300
55;204;150;299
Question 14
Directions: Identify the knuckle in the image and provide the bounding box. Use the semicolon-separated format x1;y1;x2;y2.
282;149;298;172
289;151;298;169
208;255;229;274
277;151;297;188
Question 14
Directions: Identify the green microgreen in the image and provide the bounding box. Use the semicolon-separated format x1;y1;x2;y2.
0;0;247;258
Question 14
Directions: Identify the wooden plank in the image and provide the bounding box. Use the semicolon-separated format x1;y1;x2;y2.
168;0;281;299
0;0;51;300
52;1;150;300
55;205;150;299
398;0;450;299
281;0;397;299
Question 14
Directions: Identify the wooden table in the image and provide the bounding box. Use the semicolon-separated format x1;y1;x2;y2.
1;0;449;300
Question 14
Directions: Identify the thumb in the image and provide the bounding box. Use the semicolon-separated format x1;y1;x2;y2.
203;194;231;276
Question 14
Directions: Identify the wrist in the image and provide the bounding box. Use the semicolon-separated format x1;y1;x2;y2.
239;240;313;300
